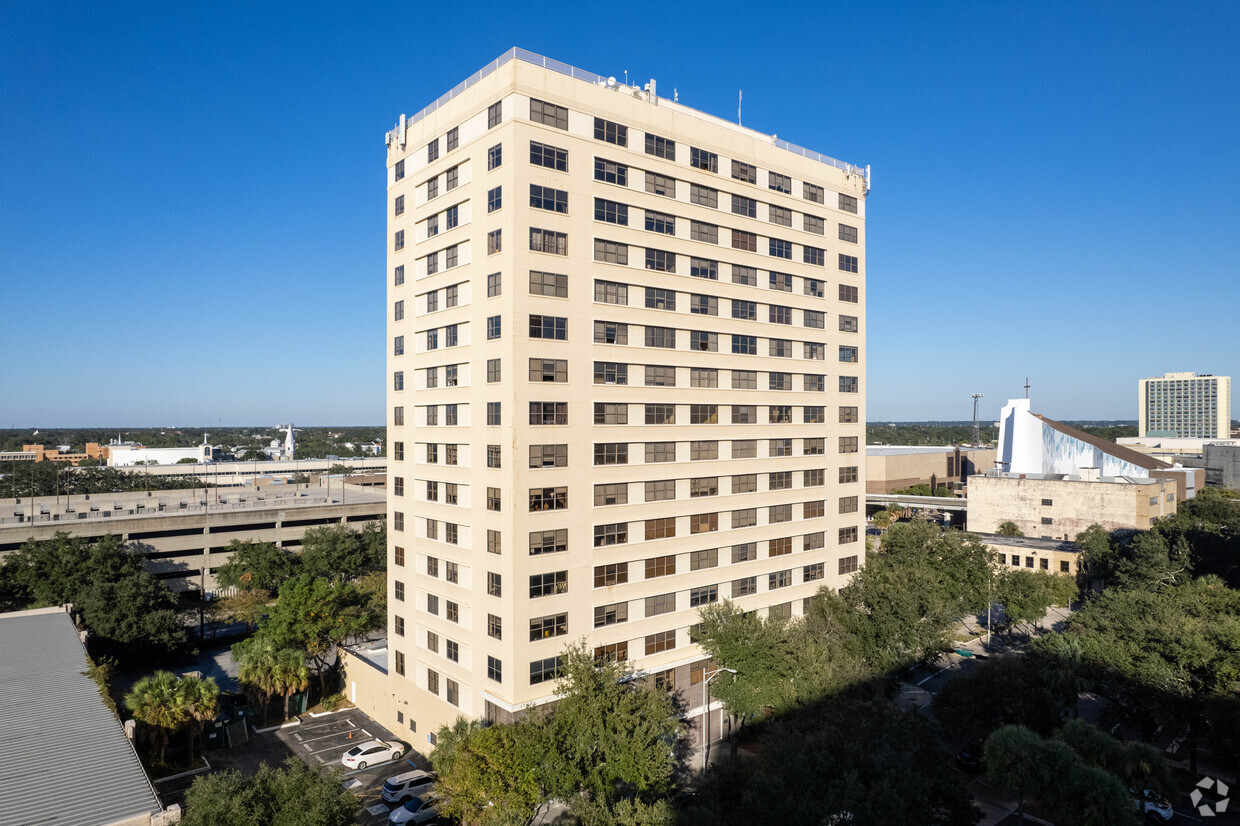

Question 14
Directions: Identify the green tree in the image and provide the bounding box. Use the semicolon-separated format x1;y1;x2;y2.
215;588;271;630
432;717;546;825
125;670;187;764
687;699;978;826
933;656;1061;744
178;674;221;758
354;570;387;621
1076;524;1117;587
1;533;187;658
0;531;96;607
1062;577;1240;773
543;642;681;816
995;568;1078;636
1063;765;1140;826
260;575;377;695
983;725;1048;822
996;521;1024;537
234;636;280;726
1035;632;1089;717
694;600;865;753
76;565;187;656
806;523;992;674
213;540;300;592
180;757;356;826
299;523;384;582
271;648;310;722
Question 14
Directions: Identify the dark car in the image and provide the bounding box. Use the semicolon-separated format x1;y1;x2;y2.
956;743;983;772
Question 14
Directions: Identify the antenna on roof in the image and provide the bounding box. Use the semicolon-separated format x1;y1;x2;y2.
972;393;984;446
738;89;742;125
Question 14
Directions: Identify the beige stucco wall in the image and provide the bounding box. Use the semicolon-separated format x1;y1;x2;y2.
384;54;868;739
866;448;995;494
967;475;1175;540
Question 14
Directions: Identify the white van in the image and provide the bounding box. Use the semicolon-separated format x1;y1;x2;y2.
381;769;436;804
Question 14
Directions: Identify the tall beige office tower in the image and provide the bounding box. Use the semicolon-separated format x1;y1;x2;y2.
1139;372;1231;438
383;49;868;746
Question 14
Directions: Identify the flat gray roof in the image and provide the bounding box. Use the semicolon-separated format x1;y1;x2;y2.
0;608;163;826
866;445;988;456
978;533;1077;552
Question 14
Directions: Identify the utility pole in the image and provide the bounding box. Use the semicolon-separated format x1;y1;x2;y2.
971;393;984;446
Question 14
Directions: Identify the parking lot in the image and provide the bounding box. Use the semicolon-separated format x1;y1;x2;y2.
273;711;437;824
153;706;439;825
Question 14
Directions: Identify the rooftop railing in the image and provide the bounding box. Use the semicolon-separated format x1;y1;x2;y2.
389;48;867;182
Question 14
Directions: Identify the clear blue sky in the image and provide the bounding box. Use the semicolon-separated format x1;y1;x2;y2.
2;1;1237;426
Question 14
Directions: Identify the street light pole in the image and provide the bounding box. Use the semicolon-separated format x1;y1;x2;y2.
986;568;992;653
701;667;737;773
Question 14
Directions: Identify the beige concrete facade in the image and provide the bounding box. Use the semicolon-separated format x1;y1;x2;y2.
0;485;385;593
865;446;995;494
385;51;867;745
1139;372;1231;439
967;472;1176;540
979;534;1081;576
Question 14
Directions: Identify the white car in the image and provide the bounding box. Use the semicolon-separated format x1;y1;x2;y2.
1133;788;1173;821
382;769;436;804
341;739;404;770
388;795;439;824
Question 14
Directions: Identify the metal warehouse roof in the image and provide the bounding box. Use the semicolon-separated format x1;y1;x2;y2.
0;607;163;826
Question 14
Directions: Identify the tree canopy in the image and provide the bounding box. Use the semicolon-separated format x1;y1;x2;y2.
212;522;385;594
806;522;992;674
180;757;357;826
0;533;186;658
257;574;380;694
984;722;1153;826
686;699;979;826
431;643;680;825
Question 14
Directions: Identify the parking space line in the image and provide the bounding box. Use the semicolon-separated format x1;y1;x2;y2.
291;725;358;746
296;719;357;736
309;742;355;757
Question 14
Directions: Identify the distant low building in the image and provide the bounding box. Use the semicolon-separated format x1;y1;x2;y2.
9;442;108;465
969;398;1197;538
108;439;218;467
993;398;1202;500
865;445;996;494
979;534;1080;576
969;470;1176;540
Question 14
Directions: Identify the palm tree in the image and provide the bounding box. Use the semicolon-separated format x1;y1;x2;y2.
1041;634;1088;718
984;725;1048;822
177;674;220;759
236;637;280;726
124;670;187;764
272;648;311;721
997;521;1024;537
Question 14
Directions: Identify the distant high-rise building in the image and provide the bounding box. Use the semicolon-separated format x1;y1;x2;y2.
381;49;868;742
1138;372;1231;438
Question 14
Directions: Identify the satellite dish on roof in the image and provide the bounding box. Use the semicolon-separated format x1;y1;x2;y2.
607;76;616;88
